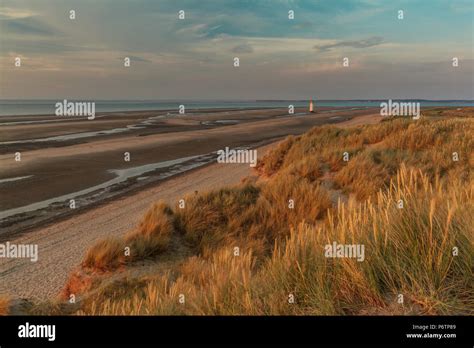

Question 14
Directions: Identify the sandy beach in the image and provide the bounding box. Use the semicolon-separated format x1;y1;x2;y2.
0;107;379;235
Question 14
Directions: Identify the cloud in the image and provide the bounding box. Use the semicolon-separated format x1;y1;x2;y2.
1;17;58;36
175;23;222;39
0;0;471;100
231;43;254;54
314;36;385;52
0;7;37;19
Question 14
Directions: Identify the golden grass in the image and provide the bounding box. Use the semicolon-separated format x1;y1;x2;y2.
81;201;174;272
58;111;473;315
74;166;473;315
259;117;473;200
174;175;332;261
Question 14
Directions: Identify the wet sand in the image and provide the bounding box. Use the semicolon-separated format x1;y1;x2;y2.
0;107;379;235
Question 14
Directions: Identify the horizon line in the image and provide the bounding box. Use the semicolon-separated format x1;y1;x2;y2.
1;99;473;102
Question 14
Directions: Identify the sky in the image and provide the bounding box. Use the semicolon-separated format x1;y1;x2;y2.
0;0;473;100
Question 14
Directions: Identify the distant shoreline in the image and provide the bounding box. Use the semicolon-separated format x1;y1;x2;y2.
0;100;473;117
1;98;473;102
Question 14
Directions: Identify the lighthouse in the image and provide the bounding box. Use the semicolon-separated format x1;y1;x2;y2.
309;99;315;113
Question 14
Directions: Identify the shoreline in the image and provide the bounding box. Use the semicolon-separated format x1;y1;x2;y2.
1;107;381;235
0;137;283;243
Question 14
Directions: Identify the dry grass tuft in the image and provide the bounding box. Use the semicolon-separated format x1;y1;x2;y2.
81;201;174;272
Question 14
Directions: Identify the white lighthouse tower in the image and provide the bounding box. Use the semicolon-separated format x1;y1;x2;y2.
309;99;315;113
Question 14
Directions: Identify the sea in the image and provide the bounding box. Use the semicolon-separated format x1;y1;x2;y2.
0;100;473;117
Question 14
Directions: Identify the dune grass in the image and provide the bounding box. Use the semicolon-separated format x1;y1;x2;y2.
59;112;473;315
75;167;473;315
82;201;174;272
